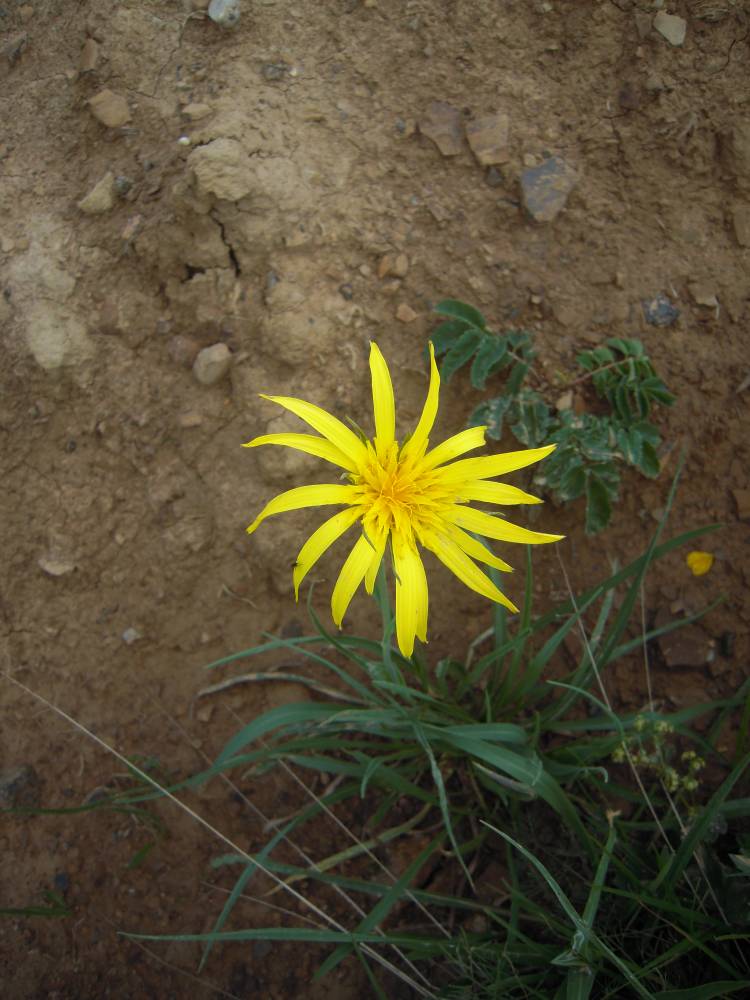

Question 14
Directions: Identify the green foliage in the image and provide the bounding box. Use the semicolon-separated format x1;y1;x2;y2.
128;483;750;998
431;300;676;533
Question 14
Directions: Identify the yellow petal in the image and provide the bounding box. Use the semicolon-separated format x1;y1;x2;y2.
246;484;356;535
686;551;714;577
293;507;362;598
369;343;396;459
363;521;388;594
244;432;357;472
456;480;543;506
401;342;439;460
421;528;518;612
439;444;556;482
393;539;429;657
260;394;368;469
451;506;564;545
331;533;375;626
444;524;513;572
419;425;486;471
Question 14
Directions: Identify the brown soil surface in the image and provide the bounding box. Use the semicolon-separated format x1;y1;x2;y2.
1;1;749;996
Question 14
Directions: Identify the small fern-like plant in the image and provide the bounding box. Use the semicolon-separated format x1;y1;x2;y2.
430;299;675;532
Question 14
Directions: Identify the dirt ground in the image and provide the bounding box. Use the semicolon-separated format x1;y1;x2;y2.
1;0;749;996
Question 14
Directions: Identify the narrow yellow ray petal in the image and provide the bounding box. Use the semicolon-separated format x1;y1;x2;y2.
419;425;486;471
444;524;514;572
421;529;519;612
369;343;396;459
392;540;428;658
451;505;564;545
331;533;375;626
363;521;388;595
455;481;543;506
261;394;368;468
244;433;357;472
246;484;356;535
438;444;556;482
401;342;439;460
293;507;362;599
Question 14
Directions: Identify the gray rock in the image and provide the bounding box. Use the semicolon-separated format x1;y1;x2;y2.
419;101;464;157
208;0;240;28
114;175;133;197
193;342;231;385
0;765;40;808
642;293;680;327
653;11;687;46
122;627;142;645
77;172;116;215
521;156;578;223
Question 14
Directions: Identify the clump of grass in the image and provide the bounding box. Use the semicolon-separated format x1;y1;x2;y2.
119;469;750;998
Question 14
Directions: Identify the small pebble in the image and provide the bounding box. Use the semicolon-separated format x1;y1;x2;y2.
122;627;142;645
521;156;578;223
208;0;240;28
114;176;133;197
193;342;232;385
396;303;418;323
642;292;680;327
653;11;687;47
338;283;354;301
38;555;75;577
77;172;116;215
79;37;99;73
393;253;409;278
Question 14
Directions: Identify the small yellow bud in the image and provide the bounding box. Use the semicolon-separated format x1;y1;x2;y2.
687;551;714;576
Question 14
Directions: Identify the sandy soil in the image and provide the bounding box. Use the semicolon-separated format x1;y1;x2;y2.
1;0;749;995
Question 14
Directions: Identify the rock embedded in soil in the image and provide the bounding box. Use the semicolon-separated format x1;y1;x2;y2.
88;89;130;128
79;37;99;73
188;137;254;201
656;619;714;669
466;113;510;166
167;334;202;368
77;171;116;215
38;553;76;576
419;101;464;157
396;303;418;323
208;0;241;28
642;292;680;327
653;11;687;46
688;282;718;308
193;342;231;385
392;253;409;278
181;102;212;121
520;156;577;223
0;765;40;808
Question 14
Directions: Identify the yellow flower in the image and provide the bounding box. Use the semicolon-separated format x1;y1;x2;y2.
244;342;562;657
686;551;714;577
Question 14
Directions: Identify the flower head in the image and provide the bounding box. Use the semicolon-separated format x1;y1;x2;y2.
244;342;562;657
